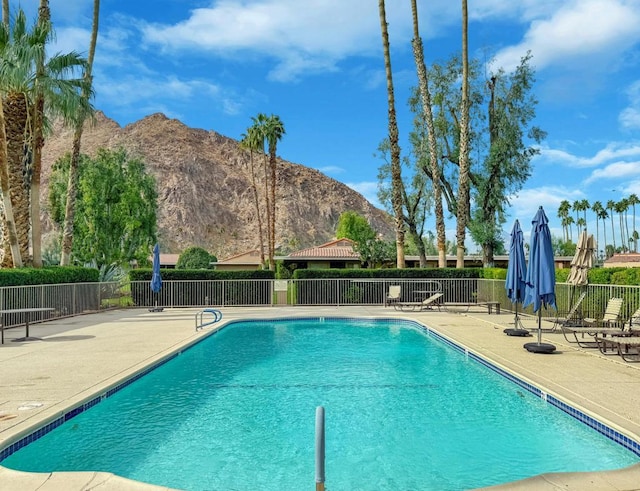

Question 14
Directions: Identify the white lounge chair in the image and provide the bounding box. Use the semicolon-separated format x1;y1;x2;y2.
394;293;443;312
385;285;401;307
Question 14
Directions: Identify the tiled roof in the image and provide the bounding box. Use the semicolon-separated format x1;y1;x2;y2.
217;249;262;264
288;238;360;259
603;253;640;265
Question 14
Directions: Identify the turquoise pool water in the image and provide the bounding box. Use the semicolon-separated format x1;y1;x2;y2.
2;318;638;490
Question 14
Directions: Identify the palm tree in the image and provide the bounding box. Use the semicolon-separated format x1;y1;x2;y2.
0;9;90;266
410;0;446;268
59;0;99;266
557;200;571;242
456;0;470;268
628;193;639;252
0;99;22;266
565;215;575;242
239;125;266;267
591;200;603;255
579;199;589;231
606;200;616;252
378;0;405;268
263;114;285;271
598;208;609;258
615;199;629;252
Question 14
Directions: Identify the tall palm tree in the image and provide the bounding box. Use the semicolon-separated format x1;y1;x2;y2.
60;0;99;266
410;0;445;268
263;114;285;271
615;199;629;252
0;99;22;266
239;125;266;267
0;9;90;266
591;200;603;255
456;0;470;268
606;200;616;252
557;200;571;242
378;0;405;268
598;207;609;258
628;193;639;252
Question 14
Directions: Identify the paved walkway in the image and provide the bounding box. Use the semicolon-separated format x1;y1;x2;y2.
0;306;639;490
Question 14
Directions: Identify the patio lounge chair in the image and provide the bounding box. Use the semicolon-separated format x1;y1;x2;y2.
561;297;625;347
595;335;640;362
552;291;587;331
583;297;624;327
385;285;402;307
394;292;443;312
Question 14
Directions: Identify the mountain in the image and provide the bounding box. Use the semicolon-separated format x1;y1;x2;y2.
40;112;394;258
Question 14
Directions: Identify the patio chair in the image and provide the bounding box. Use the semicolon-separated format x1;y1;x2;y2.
595;335;640;362
561;297;625;347
583;297;624;328
394;292;443;312
385;285;402;307
552;291;587;331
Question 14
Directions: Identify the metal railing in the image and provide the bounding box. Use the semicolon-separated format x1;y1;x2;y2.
2;278;640;330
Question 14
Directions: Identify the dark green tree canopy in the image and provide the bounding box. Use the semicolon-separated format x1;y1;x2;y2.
48;147;158;268
176;247;216;269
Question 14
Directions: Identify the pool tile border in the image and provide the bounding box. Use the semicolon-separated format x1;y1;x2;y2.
2;316;639;463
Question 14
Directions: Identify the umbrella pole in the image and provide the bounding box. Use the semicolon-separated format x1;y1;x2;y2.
537;309;542;344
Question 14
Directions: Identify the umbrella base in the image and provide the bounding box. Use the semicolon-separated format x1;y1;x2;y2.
524;342;556;354
504;328;531;337
148;307;164;312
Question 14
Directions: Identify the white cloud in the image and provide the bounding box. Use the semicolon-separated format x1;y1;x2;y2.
140;0;409;81
538;142;640;168
584;161;640;184
509;186;584;221
492;0;640;72
620;80;640;130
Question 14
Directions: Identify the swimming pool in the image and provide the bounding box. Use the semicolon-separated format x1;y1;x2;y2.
1;317;638;490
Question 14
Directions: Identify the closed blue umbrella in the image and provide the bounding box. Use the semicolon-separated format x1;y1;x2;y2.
150;243;163;312
504;220;529;336
523;207;557;353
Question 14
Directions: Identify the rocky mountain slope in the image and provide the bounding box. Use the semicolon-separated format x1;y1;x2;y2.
40;112;393;258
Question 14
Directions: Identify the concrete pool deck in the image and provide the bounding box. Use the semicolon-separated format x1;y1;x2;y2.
0;306;639;490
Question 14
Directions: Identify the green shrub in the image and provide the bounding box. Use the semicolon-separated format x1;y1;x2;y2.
176;247;216;269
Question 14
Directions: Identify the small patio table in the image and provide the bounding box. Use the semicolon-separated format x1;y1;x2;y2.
0;307;55;344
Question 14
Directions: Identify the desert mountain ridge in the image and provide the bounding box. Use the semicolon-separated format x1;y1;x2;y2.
40;112;394;259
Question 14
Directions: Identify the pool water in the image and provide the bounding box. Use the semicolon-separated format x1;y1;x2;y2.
2;318;638;490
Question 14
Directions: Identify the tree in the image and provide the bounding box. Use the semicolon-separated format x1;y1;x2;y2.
239;125;266;268
0;8;90;267
456;0;470;268
376;134;430;267
557;200;571;242
606;200;616;251
591;200;604;255
378;0;405;268
469;52;544;266
336;211;393;268
48;148;157;268
264;114;285;271
336;211;376;243
176;246;216;269
60;0;99;266
629;193;639;252
410;0;445;267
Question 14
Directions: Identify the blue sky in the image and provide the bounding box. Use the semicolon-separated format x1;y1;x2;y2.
21;0;640;251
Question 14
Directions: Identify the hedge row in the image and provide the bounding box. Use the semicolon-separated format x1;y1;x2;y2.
292;267;486;280
0;266;99;287
129;269;275;281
